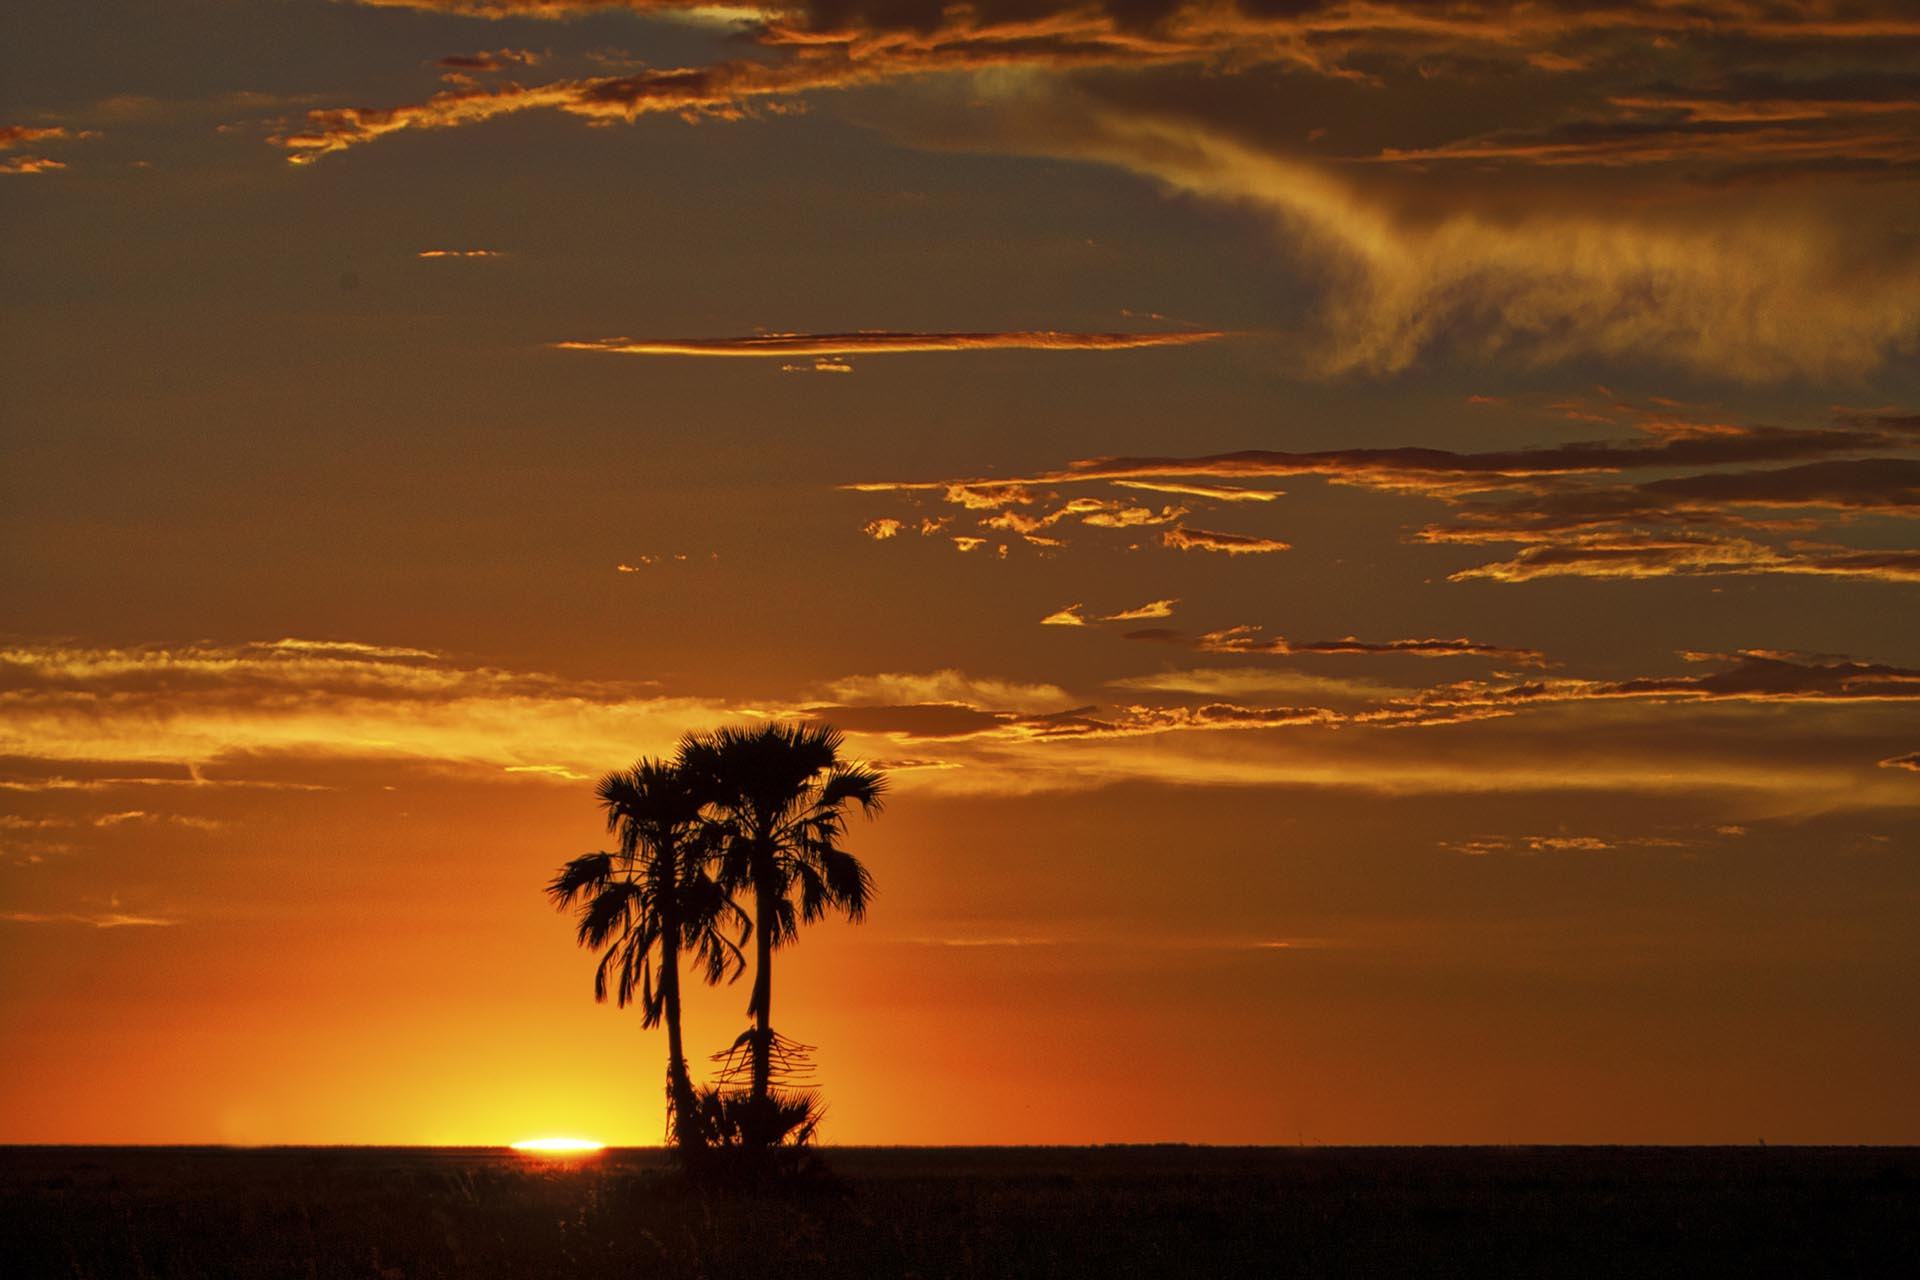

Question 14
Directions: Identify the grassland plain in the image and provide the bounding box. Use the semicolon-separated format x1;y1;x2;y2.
2;1145;1914;1278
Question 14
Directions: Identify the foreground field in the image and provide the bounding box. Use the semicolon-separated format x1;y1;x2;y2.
2;1145;1913;1278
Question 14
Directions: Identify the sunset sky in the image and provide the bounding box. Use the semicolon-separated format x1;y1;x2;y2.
3;0;1918;1146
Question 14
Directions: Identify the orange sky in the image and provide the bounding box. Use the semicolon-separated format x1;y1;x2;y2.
2;0;1918;1145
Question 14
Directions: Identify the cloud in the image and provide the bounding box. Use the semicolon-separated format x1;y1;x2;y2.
0;774;329;793
1109;668;1406;702
1438;822;1744;855
1408;652;1920;713
552;330;1222;357
802;703;1017;740
977;102;1920;380
1113;480;1280;502
818;670;1077;712
1441;835;1614;855
806;695;1336;743
861;517;902;540
1415;458;1920;549
272;2;1920;383
1881;752;1920;772
1196;626;1550;667
6;640;1913;809
1101;599;1176;622
1449;535;1920;583
903;935;1057;948
0;639;759;775
357;0;718;14
862;417;1918;498
416;248;504;258
0;125;80;149
1161;525;1290;554
1370;86;1920;173
850;406;1918;580
0;123;98;175
436;49;544;73
0;910;176;928
1040;604;1087;627
0;156;66;176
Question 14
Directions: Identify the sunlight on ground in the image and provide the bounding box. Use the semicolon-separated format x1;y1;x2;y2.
509;1137;606;1156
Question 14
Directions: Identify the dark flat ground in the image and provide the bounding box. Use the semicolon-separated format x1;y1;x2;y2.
2;1145;1914;1278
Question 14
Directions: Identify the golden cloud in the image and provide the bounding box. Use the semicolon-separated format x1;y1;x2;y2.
1196;626;1551;667
849;407;1917;580
0;910;177;929
0;125;78;149
4;640;1915;809
1028;107;1920;380
275;2;1920;386
553;330;1223;357
1161;525;1290;554
1101;599;1177;622
0;155;66;176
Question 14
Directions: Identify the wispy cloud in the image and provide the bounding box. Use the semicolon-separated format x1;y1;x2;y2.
1161;525;1290;554
1;910;177;929
1449;536;1920;584
1114;481;1279;502
819;670;1078;712
264;1;1920;384
904;935;1056;948
0;155;66;176
6;640;1915;809
1195;626;1551;667
0;122;98;175
996;104;1920;379
1109;668;1406;702
552;330;1222;358
1102;599;1177;621
1406;652;1920;712
435;48;544;73
0;639;757;775
1;125;96;149
847;405;1918;580
1041;599;1175;626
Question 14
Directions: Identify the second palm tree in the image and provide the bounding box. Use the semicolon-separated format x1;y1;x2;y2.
679;723;885;1134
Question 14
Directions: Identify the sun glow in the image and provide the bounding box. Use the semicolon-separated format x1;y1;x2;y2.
509;1137;605;1155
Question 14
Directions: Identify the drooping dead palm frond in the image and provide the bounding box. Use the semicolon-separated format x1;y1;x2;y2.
710;1029;819;1091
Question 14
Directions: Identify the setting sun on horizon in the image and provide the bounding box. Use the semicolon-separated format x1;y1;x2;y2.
509;1138;607;1155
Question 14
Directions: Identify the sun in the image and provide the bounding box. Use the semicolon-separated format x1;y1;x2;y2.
509;1137;606;1155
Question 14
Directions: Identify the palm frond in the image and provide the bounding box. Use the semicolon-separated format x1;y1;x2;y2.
546;851;615;908
576;879;647;950
818;844;874;922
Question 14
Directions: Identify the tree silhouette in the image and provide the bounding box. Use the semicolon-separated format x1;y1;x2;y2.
678;724;885;1132
547;759;744;1148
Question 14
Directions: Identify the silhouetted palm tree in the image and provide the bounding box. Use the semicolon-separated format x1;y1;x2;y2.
547;759;744;1148
678;724;885;1122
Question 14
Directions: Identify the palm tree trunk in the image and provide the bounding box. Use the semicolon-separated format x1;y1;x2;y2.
660;933;694;1148
749;877;773;1111
658;865;694;1149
